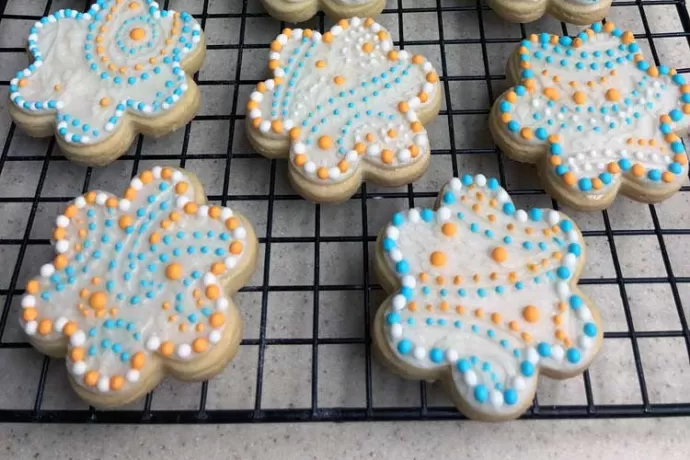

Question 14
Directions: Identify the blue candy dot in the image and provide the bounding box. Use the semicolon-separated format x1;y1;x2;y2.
567;348;581;364
473;384;489;403
429;348;444;363
520;360;535;377
397;339;413;354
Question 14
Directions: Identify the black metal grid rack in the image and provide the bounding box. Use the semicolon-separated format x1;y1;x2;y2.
0;0;689;424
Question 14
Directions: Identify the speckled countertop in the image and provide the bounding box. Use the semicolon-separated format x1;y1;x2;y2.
1;0;690;457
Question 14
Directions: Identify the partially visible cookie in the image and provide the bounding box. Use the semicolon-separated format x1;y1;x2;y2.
19;166;258;408
489;22;690;211
246;18;442;203
8;1;206;166
372;174;603;421
260;0;386;23
488;0;611;25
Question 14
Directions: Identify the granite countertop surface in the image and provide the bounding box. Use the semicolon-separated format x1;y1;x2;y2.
1;0;689;458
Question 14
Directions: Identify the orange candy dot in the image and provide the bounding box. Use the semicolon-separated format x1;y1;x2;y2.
542;87;559;100
362;42;374;53
84;371;99;387
621;30;635;44
605;88;621;102
110;376;125;391
662;171;674;183
607;162;620;174
491;246;508;263
22;307;38;322
184;202;198;215
62;321;77;336
381;149;394;164
209;312;225;328
441;223;456;236
89;291;108;310
26;280;40;294
522;305;540;323
317;167;329;180
129;27;145;41
226;217;240;230
333;76;345;85
338;160;349;173
520;128;533;140
131;352;146;370
491;312;502;325
318;136;333;150
294;154;307;166
572;91;586;105
70;347;84;362
430;251;447;267
159;341;174;356
193;338;208;353
206;284;220;300
230;241;243;255
563;172;576;186
426;72;439;83
165;263;183;280
631;163;645;177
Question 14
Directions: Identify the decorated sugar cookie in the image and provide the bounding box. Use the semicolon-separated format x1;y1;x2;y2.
261;0;386;22
246;18;442;204
8;1;206;166
19;167;258;408
260;0;385;23
490;23;690;211
488;0;611;25
372;174;602;421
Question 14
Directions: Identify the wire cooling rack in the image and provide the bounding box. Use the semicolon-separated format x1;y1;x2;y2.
0;0;689;424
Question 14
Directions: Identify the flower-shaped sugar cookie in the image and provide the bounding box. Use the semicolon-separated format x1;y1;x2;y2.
490;23;690;211
8;1;205;166
19;167;258;408
246;18;442;203
488;0;611;25
261;0;385;23
372;174;602;421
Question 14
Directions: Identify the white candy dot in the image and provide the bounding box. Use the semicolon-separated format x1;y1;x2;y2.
402;275;416;289
24;320;37;335
386;226;399;240
97;377;110;392
446;349;459;363
475;174;487;187
216;297;229;312
209;330;222;343
449;178;462;191
547;210;560;225
21;295;36;308
146;336;161;351
491;390;504;407
40;264;55;277
392;294;406;310
463;369;478;386
413;346;426;360
408;209;420;223
390;323;403;338
56;240;69;254
70;330;86;347
72;361;86;376
551;345;565;361
512;376;526;390
126;369;140;383
515;210;528;223
437;207;451;222
177;344;192;359
56;215;70;228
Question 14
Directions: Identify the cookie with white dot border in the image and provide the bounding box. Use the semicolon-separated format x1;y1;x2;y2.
488;0;611;25
489;23;690;211
19;166;258;408
260;0;385;23
245;18;442;203
372;174;603;421
8;1;206;167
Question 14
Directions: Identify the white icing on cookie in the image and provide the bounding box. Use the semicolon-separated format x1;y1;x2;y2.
9;1;202;145
247;18;440;185
378;174;601;419
19;167;253;394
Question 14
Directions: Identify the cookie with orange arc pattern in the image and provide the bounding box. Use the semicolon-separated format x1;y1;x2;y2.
19;166;258;408
245;18;442;204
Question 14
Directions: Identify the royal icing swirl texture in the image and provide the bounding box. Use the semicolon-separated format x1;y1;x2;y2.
378;174;601;419
9;0;202;145
495;23;689;200
247;18;439;184
20;167;252;394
